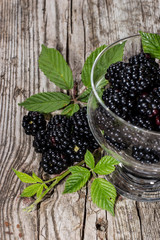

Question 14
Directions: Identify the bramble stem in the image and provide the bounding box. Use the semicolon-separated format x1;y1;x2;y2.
24;160;85;212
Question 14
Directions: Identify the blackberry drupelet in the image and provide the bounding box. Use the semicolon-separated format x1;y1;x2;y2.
132;146;160;164
22;111;46;136
33;129;52;153
40;149;71;174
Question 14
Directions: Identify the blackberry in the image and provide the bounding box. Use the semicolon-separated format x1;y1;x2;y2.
102;88;135;120
104;128;128;151
132;146;160;164
22;111;46;136
33;129;52;153
33;115;72;153
65;136;88;162
71;107;99;150
40;149;71;174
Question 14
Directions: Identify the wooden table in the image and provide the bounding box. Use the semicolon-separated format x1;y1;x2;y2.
1;0;160;239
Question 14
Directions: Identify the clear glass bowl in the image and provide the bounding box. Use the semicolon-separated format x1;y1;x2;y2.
87;34;160;201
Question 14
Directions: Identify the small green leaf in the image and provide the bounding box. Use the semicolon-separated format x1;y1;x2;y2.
39;45;74;90
84;150;95;169
13;169;37;183
21;184;41;197
93;156;119;175
81;45;107;87
78;88;92;103
91;178;117;216
61;103;80;116
69;166;90;174
63;168;90;193
140;31;160;59
36;185;43;198
19;92;71;113
32;172;43;183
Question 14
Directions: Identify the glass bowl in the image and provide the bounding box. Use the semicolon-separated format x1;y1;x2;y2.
87;34;160;201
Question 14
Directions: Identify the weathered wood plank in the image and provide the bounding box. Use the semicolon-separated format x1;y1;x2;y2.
1;0;160;240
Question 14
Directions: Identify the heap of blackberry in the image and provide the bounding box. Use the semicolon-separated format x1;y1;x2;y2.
103;52;160;131
22;111;46;136
22;108;100;175
101;52;160;164
132;146;160;164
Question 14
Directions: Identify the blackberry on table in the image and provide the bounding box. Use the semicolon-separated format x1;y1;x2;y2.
40;149;71;174
22;111;46;136
132;146;160;164
33;115;72;153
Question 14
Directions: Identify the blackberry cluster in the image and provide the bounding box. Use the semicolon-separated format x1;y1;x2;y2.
132;146;160;164
101;52;160;164
22;111;46;136
103;52;160;131
22;108;99;174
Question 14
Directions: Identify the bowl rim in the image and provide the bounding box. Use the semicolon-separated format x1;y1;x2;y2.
90;34;160;170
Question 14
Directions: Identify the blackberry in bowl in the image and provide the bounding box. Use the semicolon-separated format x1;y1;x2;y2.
87;34;160;201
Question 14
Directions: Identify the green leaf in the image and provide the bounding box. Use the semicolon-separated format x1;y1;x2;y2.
91;178;117;216
93;156;119;175
36;185;43;198
139;31;160;59
84;150;95;169
61;103;79;116
21;184;41;197
39;45;74;90
69;166;90;174
96;77;109;89
32;172;43;183
78;88;92;103
81;45;107;87
63;167;90;193
19;92;71;113
12;169;37;183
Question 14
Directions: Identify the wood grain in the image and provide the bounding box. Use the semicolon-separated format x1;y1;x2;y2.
0;0;160;239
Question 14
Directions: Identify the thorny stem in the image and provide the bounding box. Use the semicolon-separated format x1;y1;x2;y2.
24;160;85;212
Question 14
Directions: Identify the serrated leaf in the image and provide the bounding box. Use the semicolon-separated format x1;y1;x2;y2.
21;184;41;197
63;169;90;193
39;45;74;90
19;92;71;113
61;103;79;116
84;150;95;169
96;77;109;89
93;156;119;175
78;88;92;103
140;31;160;59
81;45;107;87
32;172;43;183
13;169;37;183
36;185;43;198
69;166;90;174
91;178;117;216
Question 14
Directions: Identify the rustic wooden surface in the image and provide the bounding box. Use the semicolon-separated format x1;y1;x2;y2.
0;0;160;239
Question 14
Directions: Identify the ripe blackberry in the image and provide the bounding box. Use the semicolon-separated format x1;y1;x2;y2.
33;129;52;153
40;149;71;174
102;88;135;120
22;111;46;136
65;136;88;162
104;128;128;151
46;115;72;151
132;146;160;164
33;115;72;153
71;107;99;150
